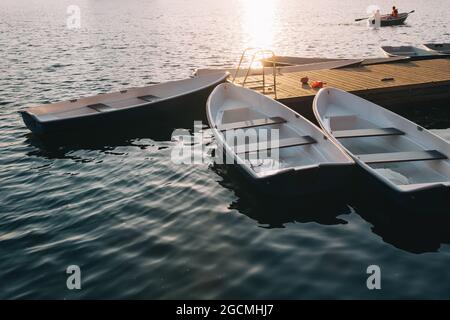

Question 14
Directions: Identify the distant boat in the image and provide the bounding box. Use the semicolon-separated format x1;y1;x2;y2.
261;55;409;67
261;56;342;67
313;87;450;211
20;72;229;135
207;83;354;196
380;45;448;59
195;59;363;77
369;12;410;27
422;43;450;54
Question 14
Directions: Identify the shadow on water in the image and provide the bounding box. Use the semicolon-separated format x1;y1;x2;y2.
352;193;450;254
22;101;449;252
212;159;450;253
22;118;185;159
211;163;352;228
394;102;450;130
348;173;450;254
347;102;450;253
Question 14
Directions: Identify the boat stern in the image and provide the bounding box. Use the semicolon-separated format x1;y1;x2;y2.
253;162;355;197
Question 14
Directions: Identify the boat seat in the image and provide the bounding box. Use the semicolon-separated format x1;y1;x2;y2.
138;94;160;102
357;150;447;164
236;136;316;154
87;103;114;112
333;127;404;139
222;107;255;123
218;117;286;131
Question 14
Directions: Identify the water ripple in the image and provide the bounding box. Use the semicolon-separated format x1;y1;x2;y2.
1;0;450;299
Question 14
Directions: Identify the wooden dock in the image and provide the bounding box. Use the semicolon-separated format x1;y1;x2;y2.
235;58;450;120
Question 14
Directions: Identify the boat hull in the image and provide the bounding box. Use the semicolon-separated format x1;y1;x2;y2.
369;13;408;27
218;145;355;197
380;46;449;60
20;75;228;136
354;165;450;213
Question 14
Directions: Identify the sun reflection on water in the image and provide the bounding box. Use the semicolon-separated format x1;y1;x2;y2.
240;0;278;50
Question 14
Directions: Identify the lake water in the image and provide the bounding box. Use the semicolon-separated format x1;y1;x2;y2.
0;0;449;299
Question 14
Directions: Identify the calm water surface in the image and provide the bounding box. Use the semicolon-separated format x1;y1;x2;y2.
0;0;450;299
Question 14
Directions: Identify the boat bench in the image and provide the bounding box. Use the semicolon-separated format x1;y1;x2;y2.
86;95;161;112
333;127;404;139
138;95;160;102
235;136;316;154
357;150;447;164
218;116;286;131
87;103;113;112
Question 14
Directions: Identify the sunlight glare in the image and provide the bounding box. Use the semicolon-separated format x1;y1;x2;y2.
241;0;278;50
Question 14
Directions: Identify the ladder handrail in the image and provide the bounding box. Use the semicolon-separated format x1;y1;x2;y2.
232;48;278;99
232;47;260;83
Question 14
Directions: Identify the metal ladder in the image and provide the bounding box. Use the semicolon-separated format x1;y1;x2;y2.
231;48;278;99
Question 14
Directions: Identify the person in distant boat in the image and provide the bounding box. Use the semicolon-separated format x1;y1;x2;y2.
391;6;399;18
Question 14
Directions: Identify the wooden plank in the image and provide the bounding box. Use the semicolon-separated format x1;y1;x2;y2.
233;58;450;103
361;56;410;65
308;70;371;90
369;65;444;82
413;59;450;71
371;62;450;80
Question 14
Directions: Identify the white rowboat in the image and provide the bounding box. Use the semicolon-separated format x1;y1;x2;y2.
207;83;354;196
313;87;450;210
20;72;229;135
381;45;446;58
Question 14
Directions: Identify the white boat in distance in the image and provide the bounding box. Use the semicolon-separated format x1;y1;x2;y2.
20;72;229;135
381;45;448;59
261;55;409;67
207;83;354;196
313;87;450;211
369;12;410;27
422;43;450;54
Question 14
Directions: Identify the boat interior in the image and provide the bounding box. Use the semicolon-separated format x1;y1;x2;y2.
380;12;408;19
214;97;350;177
381;46;440;57
322;106;450;189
